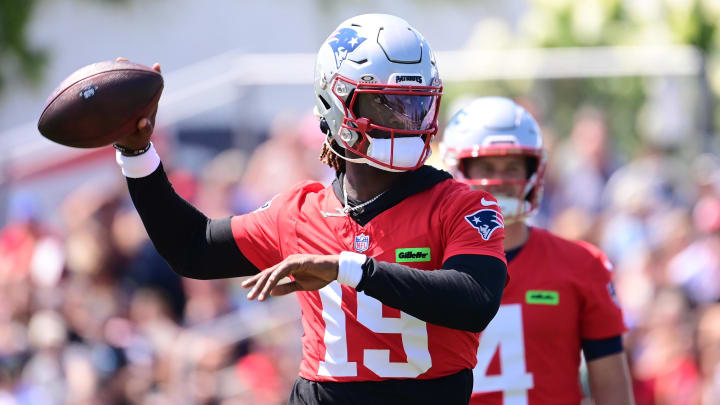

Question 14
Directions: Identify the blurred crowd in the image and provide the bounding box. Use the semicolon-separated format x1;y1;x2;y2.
0;111;331;405
0;104;719;405
536;105;720;405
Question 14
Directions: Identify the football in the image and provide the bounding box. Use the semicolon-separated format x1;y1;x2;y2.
37;60;163;148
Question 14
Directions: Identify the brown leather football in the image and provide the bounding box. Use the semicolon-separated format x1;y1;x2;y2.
37;60;163;148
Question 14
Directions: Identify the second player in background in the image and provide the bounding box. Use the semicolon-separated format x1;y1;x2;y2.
441;97;634;405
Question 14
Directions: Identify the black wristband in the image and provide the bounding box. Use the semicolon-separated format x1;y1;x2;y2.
113;142;151;156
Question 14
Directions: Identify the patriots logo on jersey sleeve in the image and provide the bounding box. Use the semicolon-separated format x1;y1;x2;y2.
328;28;366;68
465;209;504;240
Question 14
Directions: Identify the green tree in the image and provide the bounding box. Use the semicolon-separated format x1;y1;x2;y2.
521;0;719;153
0;0;47;93
0;0;133;96
443;0;720;156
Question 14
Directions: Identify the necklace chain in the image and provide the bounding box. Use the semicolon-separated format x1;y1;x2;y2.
343;178;386;213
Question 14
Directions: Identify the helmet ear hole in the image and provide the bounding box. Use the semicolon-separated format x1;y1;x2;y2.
319;118;331;136
525;156;539;180
318;95;331;111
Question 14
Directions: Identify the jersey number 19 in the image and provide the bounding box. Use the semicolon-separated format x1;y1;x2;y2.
317;282;432;378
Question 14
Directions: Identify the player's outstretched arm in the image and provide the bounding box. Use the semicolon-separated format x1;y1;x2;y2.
242;251;507;333
117;116;259;280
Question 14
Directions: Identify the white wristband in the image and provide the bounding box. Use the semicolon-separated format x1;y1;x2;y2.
115;142;161;178
337;251;366;288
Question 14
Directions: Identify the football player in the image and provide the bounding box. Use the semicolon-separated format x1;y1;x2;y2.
113;15;508;404
441;97;634;405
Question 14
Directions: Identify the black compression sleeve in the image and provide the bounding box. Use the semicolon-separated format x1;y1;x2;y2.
355;254;507;332
126;163;259;279
582;335;623;361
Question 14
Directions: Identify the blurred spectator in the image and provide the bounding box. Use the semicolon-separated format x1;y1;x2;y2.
667;201;720;305
195;148;251;218
667;155;720;305
631;289;701;405
698;304;720;405
600;143;692;267
548;106;617;215
241;110;333;205
0;193;63;287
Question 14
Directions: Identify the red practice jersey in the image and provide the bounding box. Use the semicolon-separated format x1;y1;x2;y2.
470;227;626;405
231;178;505;382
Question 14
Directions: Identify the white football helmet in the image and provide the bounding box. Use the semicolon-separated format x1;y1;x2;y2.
314;14;442;172
441;97;546;222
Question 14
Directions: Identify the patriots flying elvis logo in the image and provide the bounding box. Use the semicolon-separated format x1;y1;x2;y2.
328;28;366;69
465;209;504;240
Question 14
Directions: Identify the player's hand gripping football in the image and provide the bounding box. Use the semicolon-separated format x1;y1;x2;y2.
114;57;162;151
241;254;340;301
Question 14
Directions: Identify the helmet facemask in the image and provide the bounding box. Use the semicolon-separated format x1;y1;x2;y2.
327;76;441;172
450;148;546;223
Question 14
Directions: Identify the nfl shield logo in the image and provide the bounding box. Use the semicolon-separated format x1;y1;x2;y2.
354;234;370;253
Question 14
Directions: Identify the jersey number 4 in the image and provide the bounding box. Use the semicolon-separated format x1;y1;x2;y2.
317;282;432;378
474;304;534;405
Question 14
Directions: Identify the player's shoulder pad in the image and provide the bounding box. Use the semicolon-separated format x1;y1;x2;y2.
539;229;614;272
440;178;502;209
575;239;614;272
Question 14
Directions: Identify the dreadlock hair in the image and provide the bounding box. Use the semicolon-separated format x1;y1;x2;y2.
318;118;346;173
320;137;346;174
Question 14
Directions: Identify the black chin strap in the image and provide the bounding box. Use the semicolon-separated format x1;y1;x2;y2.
319;117;331;135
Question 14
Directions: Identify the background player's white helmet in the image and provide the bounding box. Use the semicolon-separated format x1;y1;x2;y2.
314;14;442;172
441;97;546;222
